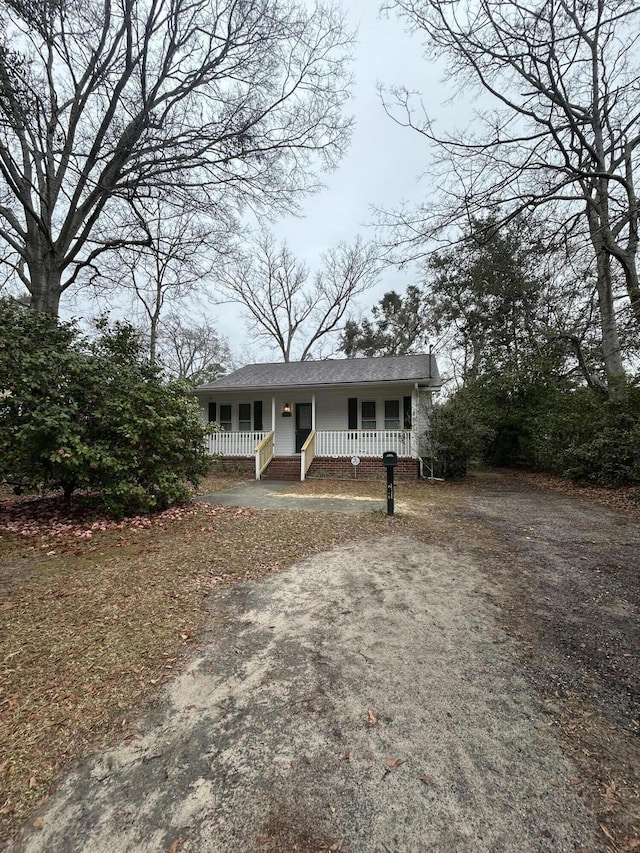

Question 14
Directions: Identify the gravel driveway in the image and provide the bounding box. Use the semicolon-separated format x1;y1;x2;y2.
10;474;639;852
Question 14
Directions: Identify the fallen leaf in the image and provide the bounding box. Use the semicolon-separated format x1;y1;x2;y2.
0;799;15;815
367;708;377;726
167;838;186;853
344;750;351;760
419;774;433;783
385;757;405;769
29;774;37;789
33;817;43;830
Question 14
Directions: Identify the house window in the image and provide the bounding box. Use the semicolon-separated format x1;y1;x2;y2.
385;400;401;430
219;404;232;431
238;403;251;432
361;401;376;429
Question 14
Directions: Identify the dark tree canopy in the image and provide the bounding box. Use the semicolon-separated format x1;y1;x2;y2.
0;0;354;313
0;301;208;516
341;285;430;357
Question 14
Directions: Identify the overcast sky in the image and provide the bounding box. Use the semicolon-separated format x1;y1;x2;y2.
217;1;452;362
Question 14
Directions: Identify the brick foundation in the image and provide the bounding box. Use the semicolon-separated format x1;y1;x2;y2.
306;456;419;481
211;455;420;480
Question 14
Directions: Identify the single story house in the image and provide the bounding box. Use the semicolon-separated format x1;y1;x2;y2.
193;353;441;481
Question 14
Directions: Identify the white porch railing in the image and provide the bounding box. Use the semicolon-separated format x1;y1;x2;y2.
300;430;316;481
315;430;415;458
255;431;275;479
205;431;267;457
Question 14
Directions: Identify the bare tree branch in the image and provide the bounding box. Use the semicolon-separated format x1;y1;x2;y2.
383;0;640;392
0;0;355;313
218;230;381;360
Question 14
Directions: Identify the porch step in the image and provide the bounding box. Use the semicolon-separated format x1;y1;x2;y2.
262;456;301;480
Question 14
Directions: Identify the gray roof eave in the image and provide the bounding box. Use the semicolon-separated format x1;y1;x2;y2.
194;377;441;394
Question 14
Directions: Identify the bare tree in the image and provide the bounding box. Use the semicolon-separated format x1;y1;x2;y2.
157;313;232;385
0;0;354;315
219;231;381;361
109;198;234;363
384;0;640;393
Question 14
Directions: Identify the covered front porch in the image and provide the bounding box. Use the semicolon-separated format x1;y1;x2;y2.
205;428;418;481
196;368;436;482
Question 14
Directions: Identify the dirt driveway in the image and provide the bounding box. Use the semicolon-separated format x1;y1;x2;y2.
9;473;640;852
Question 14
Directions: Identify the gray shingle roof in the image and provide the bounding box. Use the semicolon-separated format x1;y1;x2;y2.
195;354;440;392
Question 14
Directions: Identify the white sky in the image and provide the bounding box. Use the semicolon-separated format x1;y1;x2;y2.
215;1;452;362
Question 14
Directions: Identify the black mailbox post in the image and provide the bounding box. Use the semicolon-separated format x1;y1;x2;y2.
382;451;398;515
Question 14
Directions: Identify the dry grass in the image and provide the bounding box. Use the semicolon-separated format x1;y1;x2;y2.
0;493;390;840
281;475;473;512
194;467;253;496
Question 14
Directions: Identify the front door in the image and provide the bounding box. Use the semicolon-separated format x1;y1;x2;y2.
295;403;312;453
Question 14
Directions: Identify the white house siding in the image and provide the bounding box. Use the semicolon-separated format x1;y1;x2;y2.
311;385;412;432
197;384;434;457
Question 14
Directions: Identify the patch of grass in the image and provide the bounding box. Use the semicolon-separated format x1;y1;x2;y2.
194;469;252;496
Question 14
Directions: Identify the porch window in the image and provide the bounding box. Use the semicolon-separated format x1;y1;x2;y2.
361;401;376;429
219;404;232;431
385;400;401;429
238;403;251;432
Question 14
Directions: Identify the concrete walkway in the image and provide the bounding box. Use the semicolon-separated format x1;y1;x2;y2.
198;479;385;514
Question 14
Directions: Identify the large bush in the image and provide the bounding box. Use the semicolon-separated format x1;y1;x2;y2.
427;388;494;478
0;301;208;516
428;376;640;487
531;387;640;486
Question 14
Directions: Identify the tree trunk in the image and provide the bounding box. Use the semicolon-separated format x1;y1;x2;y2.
595;250;626;400
620;255;640;331
149;315;159;364
587;206;627;399
27;260;63;315
621;139;640;330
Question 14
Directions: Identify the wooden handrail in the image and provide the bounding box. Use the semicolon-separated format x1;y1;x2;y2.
255;430;275;479
300;429;316;481
300;430;316;452
255;431;274;452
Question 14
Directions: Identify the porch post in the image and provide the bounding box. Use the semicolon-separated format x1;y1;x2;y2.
412;384;419;458
271;396;276;440
311;393;316;430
